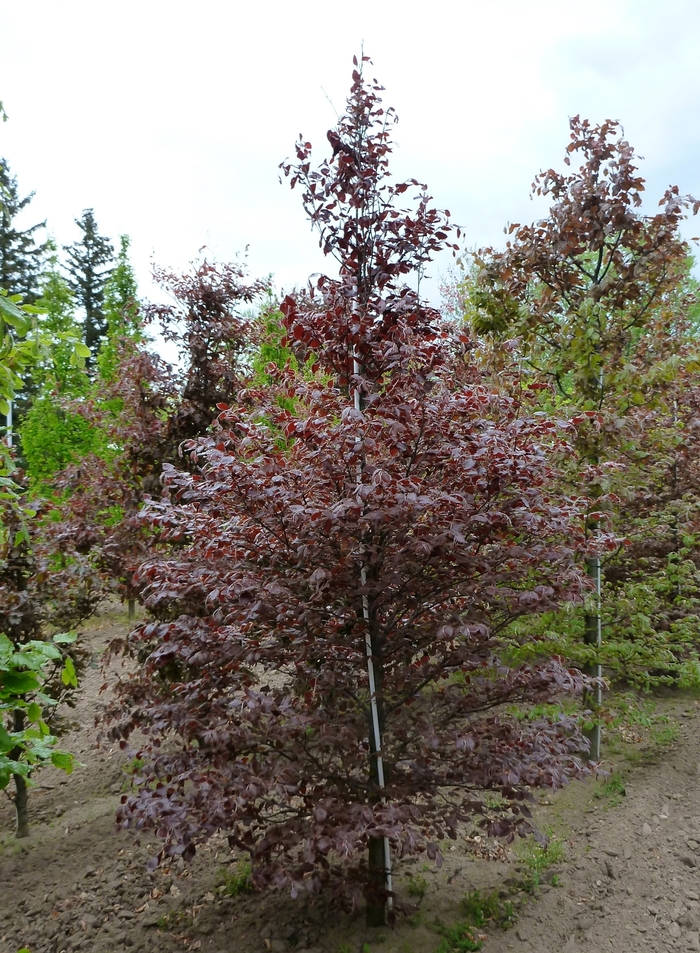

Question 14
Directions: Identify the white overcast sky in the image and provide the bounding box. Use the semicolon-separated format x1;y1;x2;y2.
2;0;700;307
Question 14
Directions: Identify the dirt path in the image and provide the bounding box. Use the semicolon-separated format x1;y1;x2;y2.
485;707;700;953
1;613;699;953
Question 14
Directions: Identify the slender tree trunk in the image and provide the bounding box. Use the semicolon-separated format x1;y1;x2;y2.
582;378;604;762
12;709;29;838
13;774;29;839
583;555;602;760
365;623;390;927
366;834;388;926
128;598;136;622
353;342;392;925
670;398;681;599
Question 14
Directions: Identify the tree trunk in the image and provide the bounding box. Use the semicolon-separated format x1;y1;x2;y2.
583;555;602;761
366;835;388;927
128;598;136;622
12;708;29;838
354;355;392;926
583;409;603;763
365;625;389;927
13;772;29;838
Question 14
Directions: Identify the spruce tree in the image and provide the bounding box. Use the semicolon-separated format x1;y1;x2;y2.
63;209;115;355
0;159;49;304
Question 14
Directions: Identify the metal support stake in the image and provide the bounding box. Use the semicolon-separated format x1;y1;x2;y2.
354;354;393;907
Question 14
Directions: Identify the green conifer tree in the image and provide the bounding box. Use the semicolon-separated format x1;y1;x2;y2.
63;209;115;355
0;159;49;304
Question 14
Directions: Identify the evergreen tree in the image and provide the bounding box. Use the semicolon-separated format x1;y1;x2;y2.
0;159;49;304
63;209;115;355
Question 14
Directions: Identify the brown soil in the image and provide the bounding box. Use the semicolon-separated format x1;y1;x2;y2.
1;611;699;953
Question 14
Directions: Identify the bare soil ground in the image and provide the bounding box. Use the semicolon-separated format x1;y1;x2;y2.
1;610;699;953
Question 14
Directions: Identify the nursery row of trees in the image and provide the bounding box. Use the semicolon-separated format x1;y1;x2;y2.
2;58;700;926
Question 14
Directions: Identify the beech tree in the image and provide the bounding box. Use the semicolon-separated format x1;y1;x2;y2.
109;59;605;925
468;118;699;755
46;257;267;613
598;332;700;688
146;257;268;445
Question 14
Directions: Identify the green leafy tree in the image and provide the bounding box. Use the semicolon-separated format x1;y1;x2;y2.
64;209;115;356
0;159;49;304
0;290;89;837
97;234;142;381
0;631;77;837
469;118;700;754
19;258;98;490
33;256;91;395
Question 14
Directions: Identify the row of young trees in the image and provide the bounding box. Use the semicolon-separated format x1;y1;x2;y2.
0;140;143;835
2;58;700;927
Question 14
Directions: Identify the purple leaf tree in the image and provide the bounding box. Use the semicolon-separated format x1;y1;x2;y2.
109;58;603;925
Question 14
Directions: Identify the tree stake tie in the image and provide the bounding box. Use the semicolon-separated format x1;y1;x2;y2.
354;352;393;908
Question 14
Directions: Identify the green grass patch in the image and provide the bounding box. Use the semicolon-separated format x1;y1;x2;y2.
216;859;253;896
651;722;679;746
406;873;428;899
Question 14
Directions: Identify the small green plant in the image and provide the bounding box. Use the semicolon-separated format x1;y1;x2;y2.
0;631;78;837
120;755;146;790
434;889;515;952
435;921;483;952
594;772;626;806
651;722;679;746
407;873;428;899
460;889;499;927
217;859;253;896
156;909;192;930
480;790;505;810
461;889;515;929
516;833;565;892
